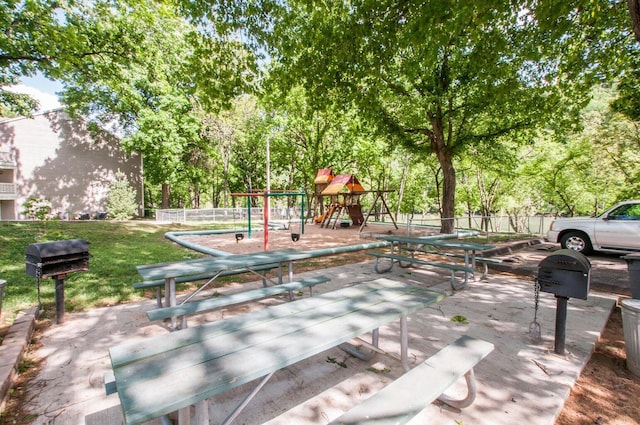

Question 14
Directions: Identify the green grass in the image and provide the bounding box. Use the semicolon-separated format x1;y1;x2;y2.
0;221;224;325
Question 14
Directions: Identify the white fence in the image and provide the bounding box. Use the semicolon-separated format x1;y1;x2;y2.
400;214;554;237
155;208;554;237
155;207;302;224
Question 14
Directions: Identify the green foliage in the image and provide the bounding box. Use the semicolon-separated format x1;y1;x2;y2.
4;0;639;219
21;197;54;221
1;0;157;116
451;315;469;325
53;2;257;208
106;172;138;220
611;62;640;121
255;1;603;231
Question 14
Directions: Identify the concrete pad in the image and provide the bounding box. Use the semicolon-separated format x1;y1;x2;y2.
21;261;615;425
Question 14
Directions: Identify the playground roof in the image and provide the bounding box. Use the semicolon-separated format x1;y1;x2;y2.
321;174;366;195
314;168;334;184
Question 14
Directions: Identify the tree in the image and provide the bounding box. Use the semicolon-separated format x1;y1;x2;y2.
256;1;595;233
1;0;154;116
263;85;364;206
106;171;138;220
56;1;256;209
628;0;640;43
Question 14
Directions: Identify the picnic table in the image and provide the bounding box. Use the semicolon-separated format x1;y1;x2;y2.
136;248;314;329
372;235;496;289
136;248;311;301
107;278;445;425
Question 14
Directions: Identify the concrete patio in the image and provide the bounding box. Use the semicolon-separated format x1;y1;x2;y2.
15;258;616;425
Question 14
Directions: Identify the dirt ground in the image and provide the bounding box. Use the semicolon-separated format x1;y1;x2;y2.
555;306;640;425
3;222;640;424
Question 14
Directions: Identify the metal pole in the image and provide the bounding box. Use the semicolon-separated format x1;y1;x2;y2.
301;189;305;234
54;276;65;324
246;196;252;239
554;296;569;355
264;191;269;252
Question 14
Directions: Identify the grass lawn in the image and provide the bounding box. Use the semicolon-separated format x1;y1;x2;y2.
0;220;224;325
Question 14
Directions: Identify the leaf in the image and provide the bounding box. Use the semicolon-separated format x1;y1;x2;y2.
451;315;469;324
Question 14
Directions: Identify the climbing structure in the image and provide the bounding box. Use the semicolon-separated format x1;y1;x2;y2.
310;168;334;222
311;168;399;232
320;174;366;229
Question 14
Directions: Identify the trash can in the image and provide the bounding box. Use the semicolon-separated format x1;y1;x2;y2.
623;254;640;299
0;279;6;318
621;298;640;377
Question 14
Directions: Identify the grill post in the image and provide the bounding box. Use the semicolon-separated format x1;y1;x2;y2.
554;296;569;355
536;249;591;355
54;276;66;324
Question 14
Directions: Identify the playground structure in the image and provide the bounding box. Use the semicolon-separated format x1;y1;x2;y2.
230;189;306;251
312;168;398;232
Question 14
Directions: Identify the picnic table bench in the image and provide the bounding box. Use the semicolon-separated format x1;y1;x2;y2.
367;251;474;289
330;335;494;424
403;246;502;279
146;275;330;327
105;278;445;425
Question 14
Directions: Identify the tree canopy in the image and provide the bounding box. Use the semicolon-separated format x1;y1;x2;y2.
253;1;599;231
2;0;639;223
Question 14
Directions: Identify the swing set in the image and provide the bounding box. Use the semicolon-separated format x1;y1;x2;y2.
230;189;306;251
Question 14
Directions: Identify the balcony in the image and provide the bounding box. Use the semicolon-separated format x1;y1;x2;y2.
0;151;15;169
0;182;17;200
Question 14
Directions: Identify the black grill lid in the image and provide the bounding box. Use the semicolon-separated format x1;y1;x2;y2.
25;239;90;259
538;249;591;273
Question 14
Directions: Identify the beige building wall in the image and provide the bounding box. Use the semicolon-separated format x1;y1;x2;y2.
0;109;142;220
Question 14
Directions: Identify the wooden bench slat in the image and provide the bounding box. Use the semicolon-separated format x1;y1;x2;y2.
146;276;330;321
331;335;494;425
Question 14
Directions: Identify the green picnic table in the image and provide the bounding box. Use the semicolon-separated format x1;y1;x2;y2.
136;248;313;328
107;278;446;424
373;235;496;289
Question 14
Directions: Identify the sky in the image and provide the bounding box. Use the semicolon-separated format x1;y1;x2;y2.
8;73;63;112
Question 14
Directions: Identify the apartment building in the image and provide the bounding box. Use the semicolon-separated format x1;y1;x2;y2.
0;109;142;220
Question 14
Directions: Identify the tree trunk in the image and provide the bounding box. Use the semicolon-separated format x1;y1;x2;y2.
161;184;170;209
396;163;409;218
629;0;640;43
430;112;456;234
438;154;456;234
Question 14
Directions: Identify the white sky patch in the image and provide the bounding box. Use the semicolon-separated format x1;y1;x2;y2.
7;83;62;112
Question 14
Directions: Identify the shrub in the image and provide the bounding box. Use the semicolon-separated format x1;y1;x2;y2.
106;171;138;220
21;197;54;221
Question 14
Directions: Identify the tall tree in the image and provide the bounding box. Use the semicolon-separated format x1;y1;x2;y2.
253;1;597;233
57;1;256;208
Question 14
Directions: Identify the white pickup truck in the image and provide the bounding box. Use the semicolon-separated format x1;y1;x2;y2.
546;200;640;255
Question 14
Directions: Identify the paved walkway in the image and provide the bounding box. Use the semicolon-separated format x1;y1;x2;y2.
12;249;620;425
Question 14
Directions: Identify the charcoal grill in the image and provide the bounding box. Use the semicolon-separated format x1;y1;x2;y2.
25;239;90;324
536;249;591;354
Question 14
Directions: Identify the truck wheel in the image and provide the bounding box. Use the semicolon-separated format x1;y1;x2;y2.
560;231;593;255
